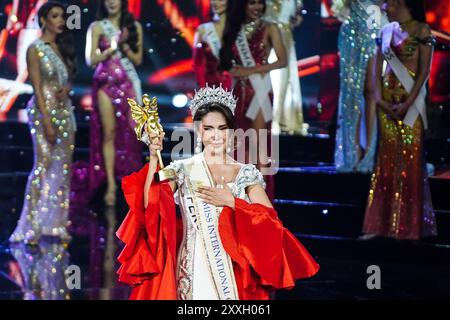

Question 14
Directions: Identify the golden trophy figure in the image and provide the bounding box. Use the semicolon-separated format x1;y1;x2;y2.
127;94;176;182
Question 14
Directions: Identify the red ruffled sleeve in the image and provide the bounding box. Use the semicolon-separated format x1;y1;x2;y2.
219;198;319;299
116;164;178;299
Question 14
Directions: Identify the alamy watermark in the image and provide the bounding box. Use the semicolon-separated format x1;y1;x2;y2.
65;264;81;290
65;5;81;30
168;124;279;176
366;265;381;290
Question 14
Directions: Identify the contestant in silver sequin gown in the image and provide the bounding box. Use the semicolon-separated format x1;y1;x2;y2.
334;0;385;172
9;39;76;243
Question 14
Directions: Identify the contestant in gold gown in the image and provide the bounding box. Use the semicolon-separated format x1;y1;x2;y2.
363;1;437;240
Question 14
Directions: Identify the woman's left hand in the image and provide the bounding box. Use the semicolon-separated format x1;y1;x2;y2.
56;86;70;103
230;65;254;78
118;28;129;45
291;14;303;27
196;183;235;209
392;103;410;118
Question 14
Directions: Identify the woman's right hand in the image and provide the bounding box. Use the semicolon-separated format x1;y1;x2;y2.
118;28;129;45
148;131;164;163
377;100;398;120
55;86;70;103
105;47;117;58
43;118;57;145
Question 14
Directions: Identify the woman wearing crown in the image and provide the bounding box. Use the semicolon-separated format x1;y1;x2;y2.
116;85;319;300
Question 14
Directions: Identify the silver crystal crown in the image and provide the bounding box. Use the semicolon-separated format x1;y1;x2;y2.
189;84;237;118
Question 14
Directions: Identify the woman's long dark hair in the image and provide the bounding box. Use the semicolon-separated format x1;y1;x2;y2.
38;1;77;79
97;0;138;52
405;0;426;23
219;0;267;71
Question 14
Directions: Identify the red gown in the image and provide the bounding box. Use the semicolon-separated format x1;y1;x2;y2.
231;22;276;201
116;164;319;300
193;40;232;90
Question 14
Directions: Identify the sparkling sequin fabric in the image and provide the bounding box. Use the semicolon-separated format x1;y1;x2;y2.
363;27;437;240
10;39;75;243
334;0;381;172
9;240;70;300
88;32;142;197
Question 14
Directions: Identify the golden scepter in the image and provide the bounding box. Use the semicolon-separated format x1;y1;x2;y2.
127;94;175;182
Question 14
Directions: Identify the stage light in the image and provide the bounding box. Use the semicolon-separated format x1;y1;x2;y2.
322;209;328;215
172;94;188;108
17;109;28;123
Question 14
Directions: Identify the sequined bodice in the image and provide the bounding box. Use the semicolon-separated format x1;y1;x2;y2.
380;21;434;103
232;22;269;67
33;39;69;93
392;21;422;59
28;39;71;117
93;34;130;85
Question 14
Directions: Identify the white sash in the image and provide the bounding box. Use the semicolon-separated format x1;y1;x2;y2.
201;22;221;59
235;29;273;122
182;154;239;300
381;22;429;129
100;19;142;104
279;0;296;23
38;39;68;86
38;40;77;132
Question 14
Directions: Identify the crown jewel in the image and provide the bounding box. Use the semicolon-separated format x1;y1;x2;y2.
189;84;237;118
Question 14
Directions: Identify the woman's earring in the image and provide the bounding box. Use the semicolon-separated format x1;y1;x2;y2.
226;139;232;154
195;136;202;154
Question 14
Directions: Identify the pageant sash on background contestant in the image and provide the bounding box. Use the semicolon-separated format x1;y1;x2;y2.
380;22;429;128
363;20;437;240
235;29;273;123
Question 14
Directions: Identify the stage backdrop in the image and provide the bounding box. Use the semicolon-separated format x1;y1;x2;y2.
0;0;448;135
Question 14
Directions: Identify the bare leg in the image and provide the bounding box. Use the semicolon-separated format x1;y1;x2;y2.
98;89;117;206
